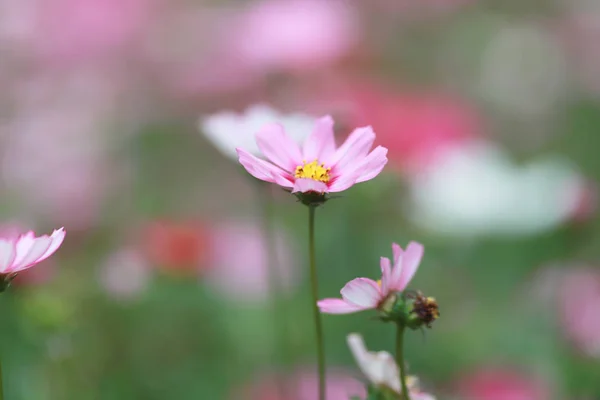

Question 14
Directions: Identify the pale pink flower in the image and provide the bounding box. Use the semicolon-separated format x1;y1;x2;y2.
205;221;298;303
228;0;359;73
559;268;600;357
347;334;436;400
0;228;65;276
99;247;151;301
236;116;388;194
318;242;423;314
231;367;365;400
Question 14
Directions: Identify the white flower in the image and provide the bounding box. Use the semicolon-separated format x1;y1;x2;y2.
407;140;587;237
347;333;401;393
346;334;436;400
199;104;316;160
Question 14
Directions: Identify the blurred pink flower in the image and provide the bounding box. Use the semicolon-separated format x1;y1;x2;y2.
1;72;123;230
35;0;154;65
228;0;359;73
205;221;298;303
99;247;151;301
307;81;480;174
0;228;65;278
231;368;365;400
237;115;388;194
559;268;600;357
456;368;550;400
141;220;209;276
318;242;423;314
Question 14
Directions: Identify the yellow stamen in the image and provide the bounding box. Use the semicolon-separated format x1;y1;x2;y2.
376;279;382;287
294;160;331;183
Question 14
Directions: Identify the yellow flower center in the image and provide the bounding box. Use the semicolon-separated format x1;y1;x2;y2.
294;160;331;183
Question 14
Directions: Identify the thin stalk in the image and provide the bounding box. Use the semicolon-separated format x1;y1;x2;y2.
395;324;411;400
0;357;3;400
308;205;326;400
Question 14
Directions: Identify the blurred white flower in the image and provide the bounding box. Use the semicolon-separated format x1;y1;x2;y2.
347;334;436;400
200;104;315;161
407;141;587;237
347;333;401;393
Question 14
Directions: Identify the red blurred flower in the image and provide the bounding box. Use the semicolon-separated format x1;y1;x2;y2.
141;220;209;275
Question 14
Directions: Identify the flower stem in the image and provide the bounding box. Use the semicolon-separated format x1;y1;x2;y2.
396;324;411;400
0;357;4;400
308;205;326;400
257;184;291;395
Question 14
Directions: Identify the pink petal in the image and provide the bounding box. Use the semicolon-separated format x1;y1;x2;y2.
396;241;424;291
317;298;367;314
326;169;363;192
11;235;53;272
11;231;36;267
340;277;381;308
328;126;375;171
36;228;66;263
380;257;391;295
237;148;294;187
255;123;303;171
392;243;403;264
302;115;336;163
292;178;328;193
355;146;388;183
0;240;16;273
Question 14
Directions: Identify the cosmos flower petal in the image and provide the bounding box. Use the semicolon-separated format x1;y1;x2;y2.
36;228;66;263
317;298;368;314
237;148;294;187
255;123;303;171
327;169;363;193
392;242;403;263
340;277;381;308
292;178;328;194
380;257;391;295
396;241;424;291
355;146;389;183
330;126;376;170
303;115;336;162
0;240;16;273
11;235;53;271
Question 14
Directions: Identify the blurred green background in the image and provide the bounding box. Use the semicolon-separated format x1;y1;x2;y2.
1;0;600;399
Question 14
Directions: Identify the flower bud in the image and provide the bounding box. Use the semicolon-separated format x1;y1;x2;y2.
407;291;440;329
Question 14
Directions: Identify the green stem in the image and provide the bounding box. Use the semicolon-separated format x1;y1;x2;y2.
0;357;4;400
396;324;411;400
308;205;326;400
257;184;291;396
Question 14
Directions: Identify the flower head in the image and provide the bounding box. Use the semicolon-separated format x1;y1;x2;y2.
0;228;66;291
317;242;423;314
347;334;436;400
201;104;316;161
236;115;388;194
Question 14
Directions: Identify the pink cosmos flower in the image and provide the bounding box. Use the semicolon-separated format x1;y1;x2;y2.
318;242;424;314
0;228;66;278
236;116;388;194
